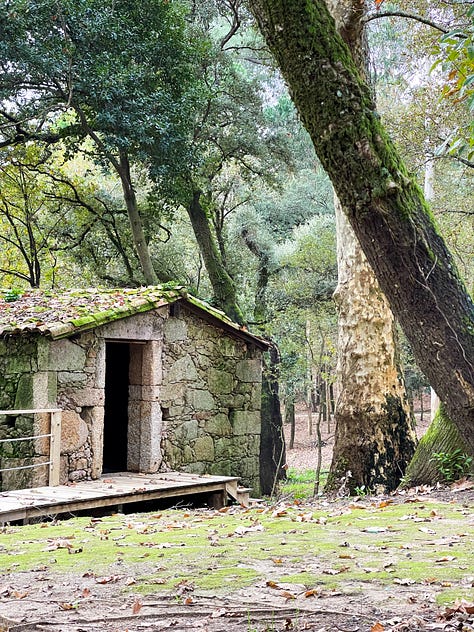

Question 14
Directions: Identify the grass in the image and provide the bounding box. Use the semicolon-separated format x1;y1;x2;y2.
278;467;328;500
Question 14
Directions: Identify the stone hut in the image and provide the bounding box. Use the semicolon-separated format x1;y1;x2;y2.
0;287;268;493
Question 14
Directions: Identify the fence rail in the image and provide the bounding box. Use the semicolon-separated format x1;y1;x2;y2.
0;409;62;486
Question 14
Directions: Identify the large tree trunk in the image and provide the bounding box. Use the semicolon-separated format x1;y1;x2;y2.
326;0;416;493
248;0;474;453
328;203;416;493
187;190;244;323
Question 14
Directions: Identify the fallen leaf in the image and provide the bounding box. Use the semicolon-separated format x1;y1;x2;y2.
132;599;142;615
59;602;77;611
280;591;296;600
436;556;456;562
362;526;387;533
450;478;474;491
95;575;123;584
43;538;74;551
266;580;280;589
371;623;384;632
441;600;474;619
418;527;436;535
184;597;193;605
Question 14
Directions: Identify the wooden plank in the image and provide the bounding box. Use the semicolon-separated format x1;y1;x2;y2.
0;472;238;522
49;411;62;486
0;409;62;415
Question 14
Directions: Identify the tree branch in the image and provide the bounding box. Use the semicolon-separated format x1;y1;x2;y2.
364;11;449;34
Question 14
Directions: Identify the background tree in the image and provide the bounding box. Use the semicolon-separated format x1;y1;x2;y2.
0;0;200;284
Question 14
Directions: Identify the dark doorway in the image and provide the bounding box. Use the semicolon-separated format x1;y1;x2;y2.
103;342;130;472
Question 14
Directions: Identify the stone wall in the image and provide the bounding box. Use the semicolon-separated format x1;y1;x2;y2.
0;332;102;489
0;335;46;490
161;305;262;493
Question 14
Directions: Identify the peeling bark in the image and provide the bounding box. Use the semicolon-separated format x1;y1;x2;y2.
326;0;416;493
329;204;416;493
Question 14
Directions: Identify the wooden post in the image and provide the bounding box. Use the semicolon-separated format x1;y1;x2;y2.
49;410;62;486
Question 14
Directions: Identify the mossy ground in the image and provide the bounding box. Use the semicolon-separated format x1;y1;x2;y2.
1;493;472;611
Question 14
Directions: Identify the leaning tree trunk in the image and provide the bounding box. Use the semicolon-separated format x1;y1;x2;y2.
248;0;474;454
325;0;416;494
328;203;417;494
187;190;244;324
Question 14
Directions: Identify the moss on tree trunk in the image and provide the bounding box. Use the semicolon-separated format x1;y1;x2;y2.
404;404;472;486
249;0;474;454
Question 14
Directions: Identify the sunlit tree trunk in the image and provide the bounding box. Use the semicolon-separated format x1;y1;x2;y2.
323;0;416;493
329;202;416;492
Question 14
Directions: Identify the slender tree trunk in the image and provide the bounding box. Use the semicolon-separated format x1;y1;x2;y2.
285;396;296;450
249;0;474;454
241;225;287;493
424;150;441;422
187;190;244;323
118;152;158;286
260;344;287;495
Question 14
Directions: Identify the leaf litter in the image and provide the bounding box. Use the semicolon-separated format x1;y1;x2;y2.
0;488;473;631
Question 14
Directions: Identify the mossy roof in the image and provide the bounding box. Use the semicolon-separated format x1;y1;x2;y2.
0;286;269;348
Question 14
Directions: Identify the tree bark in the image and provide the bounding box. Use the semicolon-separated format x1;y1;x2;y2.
248;0;474;453
285;396;296;450
241;225;287;494
260;344;287;495
325;0;416;494
187;189;244;323
329;203;417;493
403;404;472;486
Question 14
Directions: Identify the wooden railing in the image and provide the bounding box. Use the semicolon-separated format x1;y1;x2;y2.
0;409;62;486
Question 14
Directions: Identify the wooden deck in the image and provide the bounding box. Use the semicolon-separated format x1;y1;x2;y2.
0;471;246;524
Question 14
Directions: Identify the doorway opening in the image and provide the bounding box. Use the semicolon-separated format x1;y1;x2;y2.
103;342;131;472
